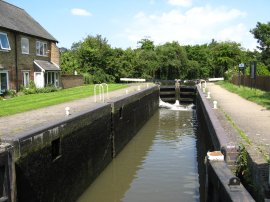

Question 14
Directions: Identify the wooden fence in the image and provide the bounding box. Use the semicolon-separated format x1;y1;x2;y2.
232;75;270;91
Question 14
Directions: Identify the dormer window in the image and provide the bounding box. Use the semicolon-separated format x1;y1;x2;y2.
36;41;48;56
0;32;11;51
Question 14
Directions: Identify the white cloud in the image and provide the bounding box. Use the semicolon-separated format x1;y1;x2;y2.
71;8;92;16
168;0;192;7
124;6;255;49
217;24;256;50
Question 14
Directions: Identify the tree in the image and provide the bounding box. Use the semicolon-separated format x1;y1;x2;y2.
250;22;270;68
185;44;212;79
156;42;188;80
60;50;79;74
210;41;243;77
137;38;155;51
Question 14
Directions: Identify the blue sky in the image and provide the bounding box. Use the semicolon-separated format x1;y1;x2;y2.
6;0;270;50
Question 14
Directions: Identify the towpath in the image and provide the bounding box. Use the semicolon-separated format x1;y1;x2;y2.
207;82;270;158
0;84;152;138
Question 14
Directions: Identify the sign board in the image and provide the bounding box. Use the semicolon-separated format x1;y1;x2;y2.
238;63;245;70
250;61;256;79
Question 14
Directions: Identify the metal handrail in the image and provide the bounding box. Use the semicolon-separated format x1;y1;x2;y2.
94;84;104;103
101;83;109;99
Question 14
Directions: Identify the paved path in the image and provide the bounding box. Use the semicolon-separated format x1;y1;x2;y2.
207;83;270;155
0;84;152;138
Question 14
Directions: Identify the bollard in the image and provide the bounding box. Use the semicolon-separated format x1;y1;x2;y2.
202;88;206;93
137;86;141;91
213;101;218;109
207;92;211;99
65;107;70;116
125;89;129;94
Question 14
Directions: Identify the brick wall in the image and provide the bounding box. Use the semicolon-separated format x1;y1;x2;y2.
0;29;16;89
0;28;59;91
61;75;84;89
50;42;60;66
16;34;51;88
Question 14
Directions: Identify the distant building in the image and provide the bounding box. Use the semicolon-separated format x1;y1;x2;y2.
0;0;61;93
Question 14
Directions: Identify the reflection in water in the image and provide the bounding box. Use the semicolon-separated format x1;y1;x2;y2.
77;108;200;202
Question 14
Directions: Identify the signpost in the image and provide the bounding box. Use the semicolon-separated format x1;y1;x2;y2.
238;63;245;87
250;61;257;89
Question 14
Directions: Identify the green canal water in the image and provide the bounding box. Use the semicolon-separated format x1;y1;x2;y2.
77;108;206;202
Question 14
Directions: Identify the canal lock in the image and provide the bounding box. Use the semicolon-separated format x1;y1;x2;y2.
0;83;256;201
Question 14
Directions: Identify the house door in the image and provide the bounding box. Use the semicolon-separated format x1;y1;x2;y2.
0;72;8;93
34;72;43;88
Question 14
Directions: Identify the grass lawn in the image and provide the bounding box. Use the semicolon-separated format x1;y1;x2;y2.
218;81;270;109
0;84;127;117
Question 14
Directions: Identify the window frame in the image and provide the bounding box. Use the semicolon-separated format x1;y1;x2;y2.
0;71;9;94
36;41;48;56
45;71;59;87
22;71;30;87
21;37;29;54
0;32;11;51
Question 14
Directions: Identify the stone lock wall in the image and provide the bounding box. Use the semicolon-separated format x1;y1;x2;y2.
0;143;16;202
10;105;112;202
110;87;159;156
196;85;255;201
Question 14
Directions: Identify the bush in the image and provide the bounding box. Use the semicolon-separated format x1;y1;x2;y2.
0;89;17;99
246;62;270;76
224;67;238;82
21;81;60;94
82;71;115;84
82;73;94;84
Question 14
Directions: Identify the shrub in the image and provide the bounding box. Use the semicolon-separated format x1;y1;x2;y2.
82;73;94;84
21;81;60;94
224;67;238;82
0;89;17;99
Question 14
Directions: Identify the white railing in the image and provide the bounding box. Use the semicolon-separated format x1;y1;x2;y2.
94;84;104;103
101;83;109;100
199;79;207;89
208;77;224;82
120;78;146;82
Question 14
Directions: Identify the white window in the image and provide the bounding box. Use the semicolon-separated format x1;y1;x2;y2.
21;37;29;54
23;71;30;87
0;71;9;93
45;71;59;87
36;41;48;56
0;32;11;51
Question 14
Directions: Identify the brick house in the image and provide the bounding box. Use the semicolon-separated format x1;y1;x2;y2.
0;0;61;94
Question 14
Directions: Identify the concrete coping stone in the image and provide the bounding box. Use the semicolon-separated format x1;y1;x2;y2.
207;151;224;161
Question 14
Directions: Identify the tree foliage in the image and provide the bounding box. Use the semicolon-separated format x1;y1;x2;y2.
250;22;270;68
60;25;270;83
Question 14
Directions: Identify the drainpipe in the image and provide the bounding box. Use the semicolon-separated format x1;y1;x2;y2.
14;32;19;92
